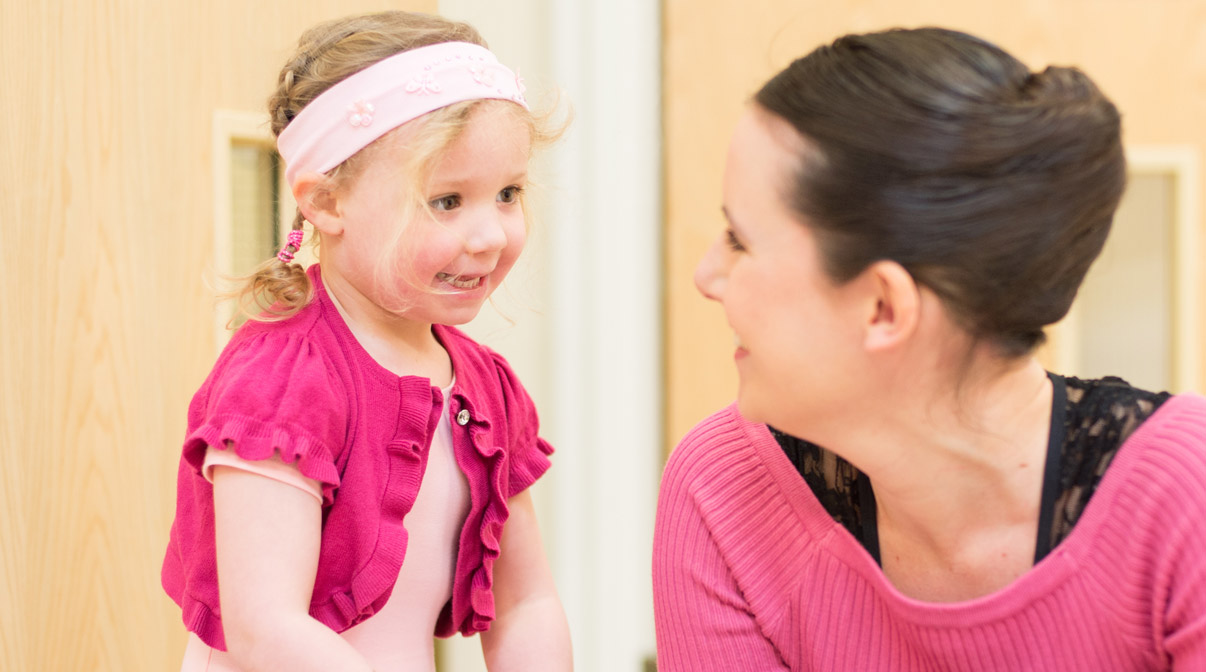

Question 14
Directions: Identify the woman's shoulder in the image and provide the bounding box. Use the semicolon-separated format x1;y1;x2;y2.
1057;375;1205;487
1119;392;1206;483
658;405;824;598
1076;392;1206;549
672;404;763;464
662;405;782;508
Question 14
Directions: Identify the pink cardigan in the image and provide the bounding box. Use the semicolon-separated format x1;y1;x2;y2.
653;398;1206;671
162;265;553;650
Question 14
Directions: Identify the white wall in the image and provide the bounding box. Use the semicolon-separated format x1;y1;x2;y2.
438;1;662;671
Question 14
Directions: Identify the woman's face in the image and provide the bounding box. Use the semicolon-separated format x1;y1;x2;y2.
695;107;868;429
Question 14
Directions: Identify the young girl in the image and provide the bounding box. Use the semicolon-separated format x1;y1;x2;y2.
162;12;571;672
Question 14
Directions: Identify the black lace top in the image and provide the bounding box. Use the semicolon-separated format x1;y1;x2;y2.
770;374;1172;565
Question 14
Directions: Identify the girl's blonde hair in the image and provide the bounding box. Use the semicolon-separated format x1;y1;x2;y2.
231;11;559;323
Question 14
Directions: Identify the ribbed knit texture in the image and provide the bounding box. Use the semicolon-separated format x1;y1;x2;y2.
653;397;1206;671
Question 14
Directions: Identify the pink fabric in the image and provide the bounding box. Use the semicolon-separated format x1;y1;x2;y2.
201;447;323;503
653;397;1206;671
162;264;553;651
276;41;527;187
182;382;469;671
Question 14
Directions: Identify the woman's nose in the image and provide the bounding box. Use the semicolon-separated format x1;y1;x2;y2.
694;238;727;302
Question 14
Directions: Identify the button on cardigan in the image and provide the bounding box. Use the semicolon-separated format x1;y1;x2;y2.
162;265;554;650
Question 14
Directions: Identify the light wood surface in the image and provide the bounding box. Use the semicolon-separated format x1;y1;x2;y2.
0;2;434;670
664;0;1206;455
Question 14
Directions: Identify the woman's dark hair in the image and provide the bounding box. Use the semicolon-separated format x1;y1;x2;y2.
755;27;1125;357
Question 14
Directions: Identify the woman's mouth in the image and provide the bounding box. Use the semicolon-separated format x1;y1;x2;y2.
437;273;483;290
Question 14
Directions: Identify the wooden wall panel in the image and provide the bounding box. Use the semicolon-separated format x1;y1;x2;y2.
664;0;1206;453
0;1;435;670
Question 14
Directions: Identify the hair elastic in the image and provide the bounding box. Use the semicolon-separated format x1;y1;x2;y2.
276;41;528;188
277;229;306;264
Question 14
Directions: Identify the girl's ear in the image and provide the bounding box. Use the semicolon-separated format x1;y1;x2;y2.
862;260;921;352
292;172;344;236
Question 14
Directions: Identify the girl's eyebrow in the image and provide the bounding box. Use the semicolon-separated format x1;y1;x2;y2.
430;170;530;189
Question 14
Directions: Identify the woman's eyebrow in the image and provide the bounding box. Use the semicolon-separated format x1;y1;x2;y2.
721;206;746;238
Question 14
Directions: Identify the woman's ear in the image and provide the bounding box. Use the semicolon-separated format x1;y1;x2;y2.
862;260;921;352
292;172;344;237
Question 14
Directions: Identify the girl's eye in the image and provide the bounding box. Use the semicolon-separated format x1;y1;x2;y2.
725;229;746;252
431;194;461;212
497;186;524;204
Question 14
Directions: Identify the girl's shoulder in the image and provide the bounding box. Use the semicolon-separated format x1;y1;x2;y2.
189;301;352;454
215;297;350;381
435;324;530;398
181;303;350;503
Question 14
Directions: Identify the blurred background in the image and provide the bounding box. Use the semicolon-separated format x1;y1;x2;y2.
3;0;1204;670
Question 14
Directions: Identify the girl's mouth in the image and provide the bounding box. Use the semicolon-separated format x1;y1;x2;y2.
437;273;483;290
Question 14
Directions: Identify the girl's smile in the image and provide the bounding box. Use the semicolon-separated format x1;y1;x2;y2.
436;272;484;290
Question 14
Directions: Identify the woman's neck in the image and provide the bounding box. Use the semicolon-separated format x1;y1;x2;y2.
320;265;453;385
832;356;1055;594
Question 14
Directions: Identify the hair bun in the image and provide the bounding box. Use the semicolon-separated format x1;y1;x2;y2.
754;28;1127;358
1023;65;1100;102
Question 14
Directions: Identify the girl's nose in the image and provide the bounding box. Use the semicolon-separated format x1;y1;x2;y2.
464;210;510;255
694;237;728;302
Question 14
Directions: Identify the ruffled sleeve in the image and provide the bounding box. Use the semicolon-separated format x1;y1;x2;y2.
489;351;554;497
182;326;347;505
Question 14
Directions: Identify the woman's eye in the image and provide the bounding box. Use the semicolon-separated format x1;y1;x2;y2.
725;229;746;252
431;195;461;212
497;186;524;204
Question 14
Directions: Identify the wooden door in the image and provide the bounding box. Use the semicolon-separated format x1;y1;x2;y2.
0;2;434;669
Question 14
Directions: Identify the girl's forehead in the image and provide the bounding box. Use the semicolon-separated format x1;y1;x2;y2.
357;103;531;182
434;108;532;168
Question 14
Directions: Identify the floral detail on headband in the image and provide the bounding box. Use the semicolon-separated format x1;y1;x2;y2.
347;100;375;128
405;71;442;95
277;229;305;264
468;64;496;87
513;71;527;104
277;42;530;187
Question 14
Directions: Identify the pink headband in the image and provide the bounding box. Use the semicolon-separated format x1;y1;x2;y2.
277;41;528;187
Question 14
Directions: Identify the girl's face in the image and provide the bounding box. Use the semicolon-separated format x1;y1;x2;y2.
695;107;868;429
335;103;532;326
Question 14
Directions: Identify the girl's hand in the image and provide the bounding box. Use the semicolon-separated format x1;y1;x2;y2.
480;490;573;671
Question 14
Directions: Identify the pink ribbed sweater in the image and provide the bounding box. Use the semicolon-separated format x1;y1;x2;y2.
653;397;1206;671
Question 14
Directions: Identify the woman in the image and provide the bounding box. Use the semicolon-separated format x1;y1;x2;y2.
653;27;1206;671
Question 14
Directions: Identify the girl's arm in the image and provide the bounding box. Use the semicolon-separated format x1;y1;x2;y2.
480;489;572;671
213;464;374;672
